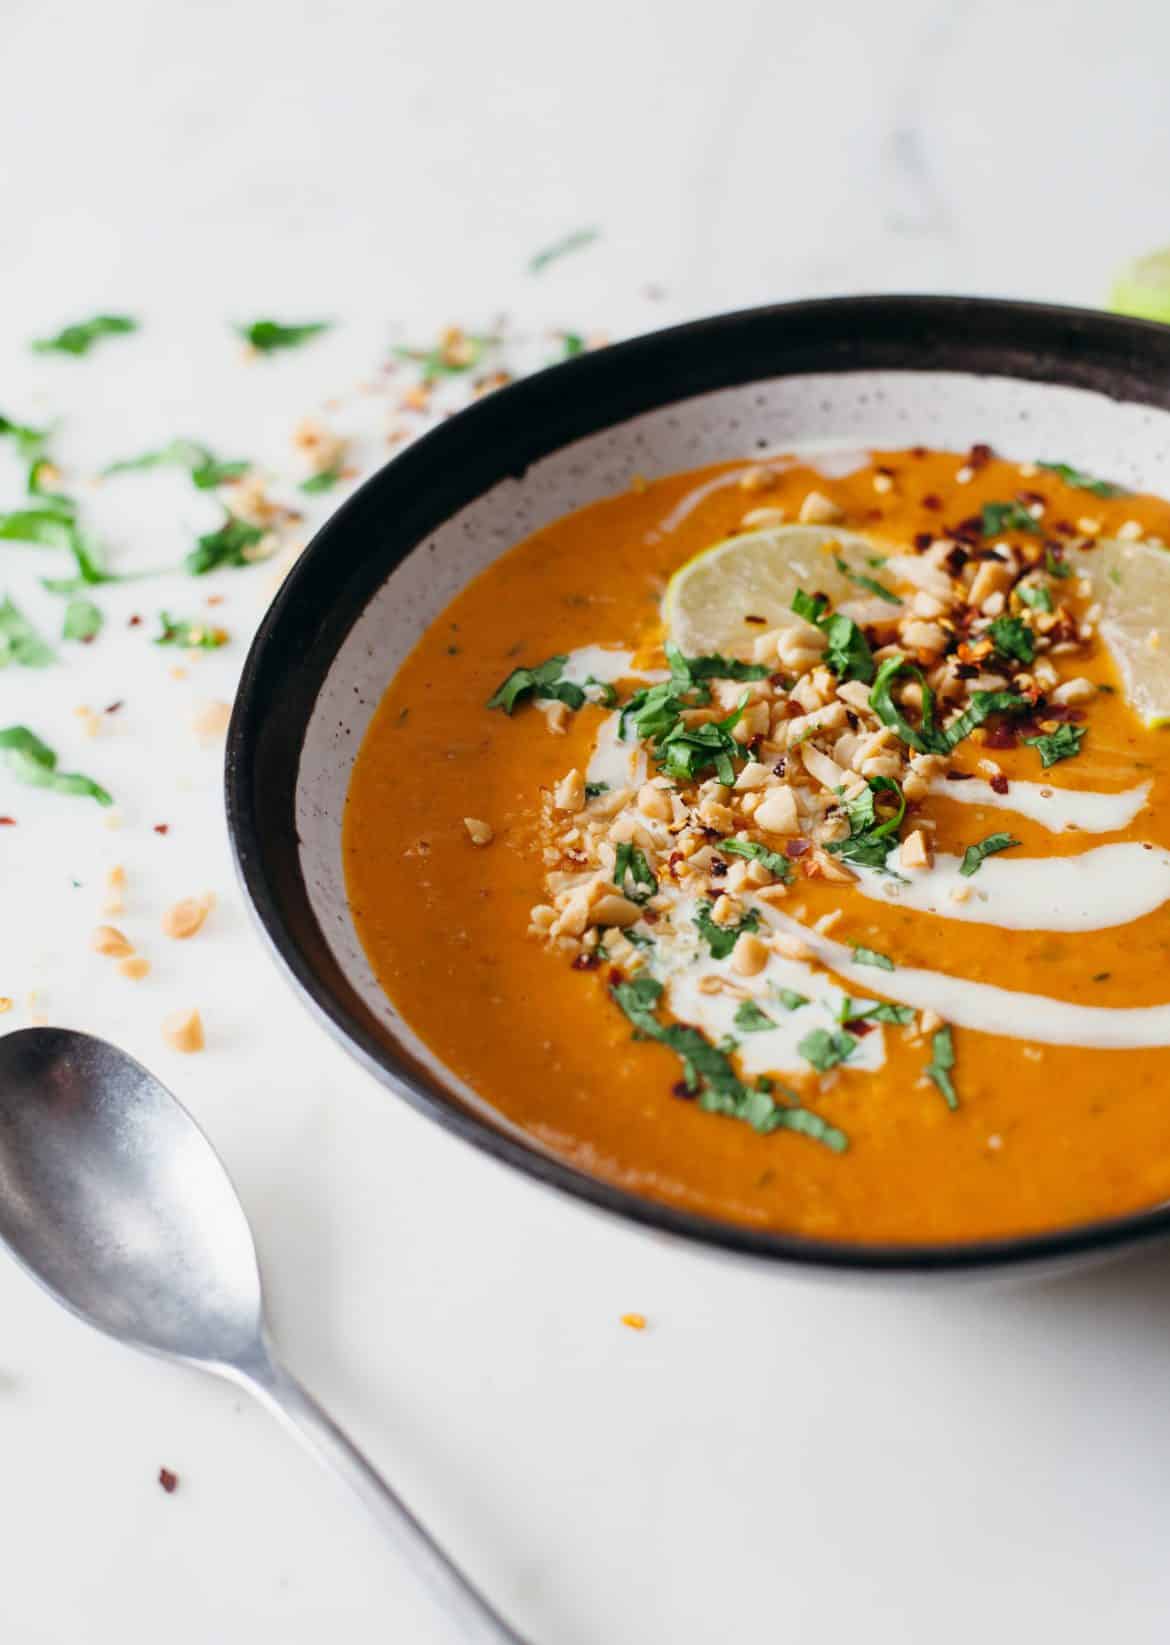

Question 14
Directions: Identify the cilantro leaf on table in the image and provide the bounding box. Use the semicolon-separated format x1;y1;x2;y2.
104;439;250;490
156;612;228;649
301;466;344;494
239;319;330;353
528;227;600;274
32;314;137;356
0;413;49;458
0;597;54;667
186;515;267;576
61;597;103;643
0;725;111;805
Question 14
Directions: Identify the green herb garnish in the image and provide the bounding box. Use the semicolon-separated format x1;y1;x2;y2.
27;457;73;511
613;843;657;903
733;1000;775;1033
833;556;902;605
798;1026;857;1073
301;466;344;494
0;725;111;804
61;598;103;644
395;332;495;382
981;500;1039;536
851;944;894;971
0;413;49;457
0;597;54;667
844;999;915;1026
584;780;609;799
155;612;227;649
666;643;769;689
869;657;1028;756
693;901;760;960
0;509;120;589
528;227;600;274
772;986;810;1011
658;697;747;785
1037;461;1127;498
960;832;1020;877
1018;584;1053;612
925;1024;958;1109
988;614;1035;665
32;314;137;356
611;974;847;1149
487;654;585;714
239;319;330;353
185;515;267;576
718;837;793;882
1045;548;1073;580
104;439;249;490
584;675;619;707
826;775;906;869
1025;723;1085;767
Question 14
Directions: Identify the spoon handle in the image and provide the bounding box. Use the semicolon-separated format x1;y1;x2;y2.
244;1348;529;1644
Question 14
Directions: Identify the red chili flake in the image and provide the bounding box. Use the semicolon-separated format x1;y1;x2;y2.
1051;520;1075;536
945;546;970;575
784;838;811;858
990;774;1010;795
128;614;143;628
158;1468;179;1494
671;1080;696;1101
153;823;170;835
945;771;974;782
0;816;15;825
642;909;659;925
982;723;1019;750
844;1017;876;1037
606;967;623;986
743;613;767;625
910;445;928;460
709;858;728;877
667;851;684;871
571;952;599;971
1015;489;1044;507
913;531;933;550
104;701;124;715
955;662;979;680
968;442;993;469
921;493;943;511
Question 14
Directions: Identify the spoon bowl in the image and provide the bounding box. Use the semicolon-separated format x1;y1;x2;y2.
0;1028;261;1366
0;1026;526;1644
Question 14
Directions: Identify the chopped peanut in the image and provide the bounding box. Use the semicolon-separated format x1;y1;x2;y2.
162;1008;204;1054
91;925;134;958
798;491;843;525
463;817;494;846
162;895;213;940
899;828;933;871
554;769;586;812
730;933;769;977
192;700;232;744
119;955;151;980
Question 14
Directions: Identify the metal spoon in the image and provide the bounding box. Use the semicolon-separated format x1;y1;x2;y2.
0;1027;528;1644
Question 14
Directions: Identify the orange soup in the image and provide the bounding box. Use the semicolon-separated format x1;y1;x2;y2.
343;446;1170;1243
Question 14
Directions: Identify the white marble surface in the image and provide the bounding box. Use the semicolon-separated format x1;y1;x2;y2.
4;1;1170;1640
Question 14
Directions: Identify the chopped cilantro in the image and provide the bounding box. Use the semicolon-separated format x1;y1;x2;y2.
0;509;120;589
845;999;915;1026
584;780;609;799
104;439;249;490
1025;723;1085;767
733;1000;776;1033
613;842;657;903
827;775;905;870
155;612;227;649
693;901;760;961
925;1024;958;1109
301;466;344;494
32;314;137;356
665;643;768;688
61;598;103;643
938;690;1030;752
960;832;1020;877
560;332;585;358
718;837;794;882
791;590;874;683
239;319;330;353
868;657;940;753
658;697;746;786
0;413;49;457
528;226;600;273
584;674;619;707
186;515;267;576
981;500;1039;536
1045;547;1073;580
1037;461;1127;498
1018;584;1053;613
798;1026;857;1073
610;974;846;1149
833;555;902;605
0;597;54;667
988;614;1035;665
0;725;111;804
851;944;894;971
27;457;73;511
772;986;810;1011
487;654;585;714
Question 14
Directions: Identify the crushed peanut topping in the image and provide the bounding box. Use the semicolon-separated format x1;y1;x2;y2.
162;1008;204;1054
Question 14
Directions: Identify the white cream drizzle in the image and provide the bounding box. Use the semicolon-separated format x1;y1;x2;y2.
558;644;637;687
587;714;647;790
853;841;1170;932
927;775;1151;834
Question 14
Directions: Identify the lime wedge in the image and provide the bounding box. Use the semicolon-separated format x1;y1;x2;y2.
663;524;888;657
1082;539;1170;726
1110;247;1170;324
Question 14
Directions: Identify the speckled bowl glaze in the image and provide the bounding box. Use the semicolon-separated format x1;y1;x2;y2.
227;295;1170;1274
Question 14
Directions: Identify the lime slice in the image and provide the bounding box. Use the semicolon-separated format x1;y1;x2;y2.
663;524;888;657
1082;539;1170;726
1110;247;1170;324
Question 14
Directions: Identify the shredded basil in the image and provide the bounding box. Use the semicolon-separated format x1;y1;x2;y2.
156;612;227;649
851;944;894;971
0;597;54;667
61;598;102;644
693;901;760;961
960;832;1020;877
988;615;1035;665
32;314;137;356
981;500;1039;536
834;555;902;605
239;319;330;353
0;413;49;457
0;725;111;804
827;775;905;869
186;515;266;576
733;1000;775;1034
103;439;250;489
487;654;585;714
798;1026;857;1073
529;227;600;273
772;986;810;1011
301;466;343;494
718;837;793;882
1025;724;1085;767
925;1025;958;1109
1037;461;1126;499
791;589;875;682
613;843;657;903
1018;584;1053;613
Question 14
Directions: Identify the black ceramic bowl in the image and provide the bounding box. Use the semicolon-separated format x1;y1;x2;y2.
227;294;1170;1275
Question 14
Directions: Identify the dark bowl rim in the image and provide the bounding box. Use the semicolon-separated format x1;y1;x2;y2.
226;292;1170;1275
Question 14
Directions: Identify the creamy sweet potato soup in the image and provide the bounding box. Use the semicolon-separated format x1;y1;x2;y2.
344;445;1170;1243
